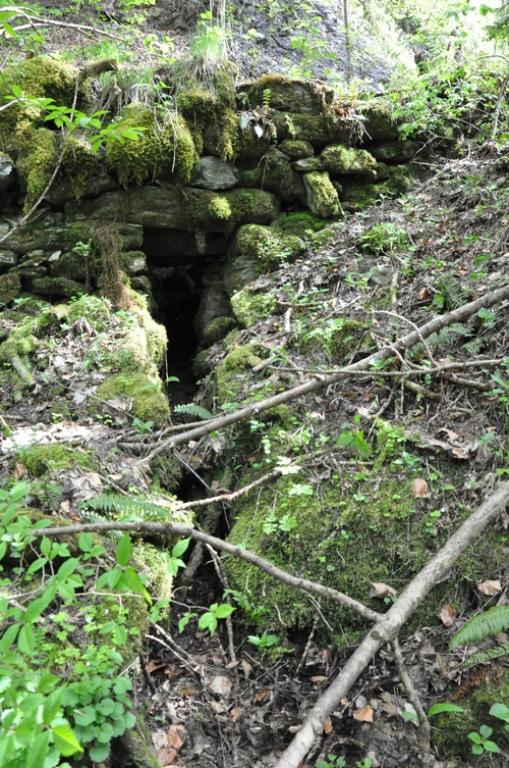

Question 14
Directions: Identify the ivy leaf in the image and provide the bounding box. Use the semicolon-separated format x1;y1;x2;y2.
89;742;110;763
115;534;132;566
74;705;96;727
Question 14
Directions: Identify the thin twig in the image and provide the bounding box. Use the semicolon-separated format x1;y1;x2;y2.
392;638;433;767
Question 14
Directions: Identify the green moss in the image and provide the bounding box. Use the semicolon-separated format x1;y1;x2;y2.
432;671;509;760
296;317;370;362
30;276;84;298
60;133;100;200
278;139;314;159
202;315;236;346
320;144;378;179
150;455;183;492
66;294;112;328
16;444;93;477
235;223;304;270
215;344;263;404
226;188;280;225
239;149;304;202
231;288;278;327
272;211;330;239
94;372;170;425
0;271;21;307
241;75;334;114
0;55;79;148
17;126;57;211
303;171;342;219
106;104;198;186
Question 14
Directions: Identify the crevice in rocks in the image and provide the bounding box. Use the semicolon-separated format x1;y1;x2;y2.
142;228;229;406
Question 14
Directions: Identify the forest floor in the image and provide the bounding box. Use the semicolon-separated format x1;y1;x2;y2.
3;144;508;767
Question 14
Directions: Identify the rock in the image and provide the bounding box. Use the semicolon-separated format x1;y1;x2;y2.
121;251;148;276
0;152;14;194
302;171;342;219
238;75;335;114
271;110;352;146
278;139;314;159
194;267;231;339
29;276;84;298
131;275;153;296
48;250;90;282
47;173;118;206
0;251;19;274
238;149;304;202
371;141;419;164
320;144;378;179
190;156;239;190
202;316;236;346
361;101;399;142
3;215;142;254
0;271;21;306
293;157;324;172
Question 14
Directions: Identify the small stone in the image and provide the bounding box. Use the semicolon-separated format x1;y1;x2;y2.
0;152;14;194
293;157;324;172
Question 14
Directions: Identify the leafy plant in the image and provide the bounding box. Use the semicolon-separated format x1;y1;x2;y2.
247;631;280;651
173;403;214;420
449;606;509;650
468;724;501;755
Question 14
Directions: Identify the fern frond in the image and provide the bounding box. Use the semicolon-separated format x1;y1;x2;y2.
81;493;173;522
450;606;509;650
461;643;509;669
173;403;213;420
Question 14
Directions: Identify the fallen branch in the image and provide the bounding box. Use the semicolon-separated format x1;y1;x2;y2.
32;520;381;623
143;286;509;461
392;637;432;767
273;481;509;768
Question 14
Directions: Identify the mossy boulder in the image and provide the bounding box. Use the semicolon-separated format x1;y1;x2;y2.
94;372;170;425
224;223;304;294
0;251;18;274
215;344;263;404
106;104;198;186
238;148;304;202
271;111;352;146
48;250;90;282
360;100;399;142
230;288;278;327
320;144;378;179
371;140;419;164
0;271;21;306
202;315;237;346
29;276;84;299
190;156;239;190
278;139;314;159
120;251;148;276
272;211;331;239
302;171;342;219
16;126;57;211
239;75;335;114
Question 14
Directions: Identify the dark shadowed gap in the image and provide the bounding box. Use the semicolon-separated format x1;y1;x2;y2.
142;227;228;405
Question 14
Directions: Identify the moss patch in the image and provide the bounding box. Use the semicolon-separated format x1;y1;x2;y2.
215;344;263;404
16;443;93;477
231;288;278;327
94;372;170;425
106;104;198;186
320;144;378;179
303;171;342;219
0;271;21;307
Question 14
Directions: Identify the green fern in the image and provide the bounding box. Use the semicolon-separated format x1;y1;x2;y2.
173;403;214;420
80;493;173;522
450;606;509;650
461;643;509;669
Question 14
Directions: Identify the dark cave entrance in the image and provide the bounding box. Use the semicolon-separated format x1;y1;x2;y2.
142;228;229;404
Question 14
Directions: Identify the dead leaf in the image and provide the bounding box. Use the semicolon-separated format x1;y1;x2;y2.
231;706;243;722
478;579;502;596
323;717;333;734
152;730;168;750
157;747;178;766
353;704;374;723
209;676;232;697
369;582;397;599
13;463;27;479
167;725;185;751
310;676;328;685
439;603;457;628
416;287;430;301
252;687;271;705
412;478;429;498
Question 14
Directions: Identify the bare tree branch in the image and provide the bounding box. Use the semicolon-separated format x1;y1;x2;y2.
32;520;381;623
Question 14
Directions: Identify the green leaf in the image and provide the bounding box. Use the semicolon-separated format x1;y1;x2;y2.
74;705;96;727
427;702;465;717
78;532;93;552
56;558;79;580
484;740;501;753
89;742;110;763
113;676;132;696
26;731;50;768
489;703;509;723
43;686;66;725
17;623;36;654
198;612;217;634
0;622;20;651
213;603;235;619
97;697;115;716
171;537;191;559
115;534;132;566
401;710;419;725
52;723;83;757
